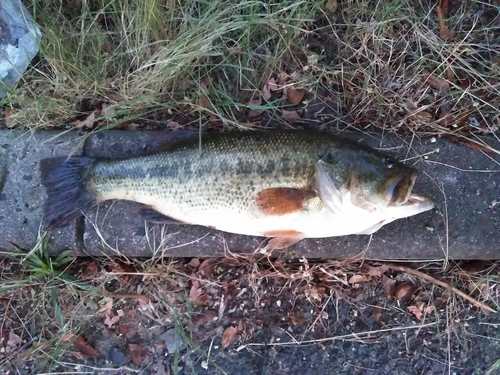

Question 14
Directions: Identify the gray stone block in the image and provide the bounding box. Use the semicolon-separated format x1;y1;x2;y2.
81;130;500;260
0;130;84;254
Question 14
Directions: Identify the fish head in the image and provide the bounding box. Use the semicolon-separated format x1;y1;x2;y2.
318;144;435;218
348;150;436;216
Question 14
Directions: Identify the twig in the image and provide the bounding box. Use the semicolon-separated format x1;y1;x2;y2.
236;322;437;350
384;263;496;313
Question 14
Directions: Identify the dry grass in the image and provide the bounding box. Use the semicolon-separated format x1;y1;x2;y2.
1;0;498;150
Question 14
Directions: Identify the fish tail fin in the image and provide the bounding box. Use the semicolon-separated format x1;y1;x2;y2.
40;156;99;230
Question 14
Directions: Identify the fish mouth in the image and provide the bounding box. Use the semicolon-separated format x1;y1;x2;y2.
387;170;434;210
385;170;417;205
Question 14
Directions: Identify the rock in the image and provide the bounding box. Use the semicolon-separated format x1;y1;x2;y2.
160;328;185;354
80;130;500;260
1;128;499;260
0;130;83;254
108;346;127;366
0;0;42;98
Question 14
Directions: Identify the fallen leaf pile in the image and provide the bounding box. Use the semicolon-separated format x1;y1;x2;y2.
246;73;307;123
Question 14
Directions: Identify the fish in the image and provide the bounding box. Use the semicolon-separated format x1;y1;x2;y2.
40;130;435;249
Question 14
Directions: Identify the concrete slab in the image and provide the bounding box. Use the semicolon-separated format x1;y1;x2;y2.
81;130;500;260
0;130;84;253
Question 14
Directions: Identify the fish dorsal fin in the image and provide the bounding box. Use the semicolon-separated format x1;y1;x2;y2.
255;188;316;216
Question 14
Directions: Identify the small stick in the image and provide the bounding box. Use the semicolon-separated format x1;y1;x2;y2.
385;263;496;314
236;322;437;350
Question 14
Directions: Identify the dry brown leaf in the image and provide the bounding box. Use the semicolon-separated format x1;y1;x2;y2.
382;275;397;299
422;69;450;90
187;258;200;269
413;110;433;123
267;78;280;92
194;311;216;326
348;274;371;284
3;107;15;128
247;95;264;118
424;305;434;315
316;286;326;297
221;326;239;349
62;332;74;343
101;103;115;120
73;109;100;130
287;87;305;105
361;264;389;277
438;103;455;126
262;83;272;100
199;94;213;111
372;306;384;324
198;259;215;279
407;305;424;321
262;78;281;100
394;282;416;300
80;261;99;281
225;281;237;299
289;313;301;326
306;286;322;302
74;335;98;357
109;260;136;274
277;72;291;85
6;330;22;353
439;0;449;16
282;110;304;123
104;309;124;329
445;67;454;81
492;55;500;66
209;113;222;127
98;297;114;316
127;122;141;130
435;5;455;40
325;0;337;13
128;343;145;366
189;280;203;302
229;46;242;55
166;120;182;129
237;319;244;331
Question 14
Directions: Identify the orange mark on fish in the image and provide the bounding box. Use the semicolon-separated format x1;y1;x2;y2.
256;188;315;216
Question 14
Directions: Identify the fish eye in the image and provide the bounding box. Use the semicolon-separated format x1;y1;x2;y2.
384;157;395;169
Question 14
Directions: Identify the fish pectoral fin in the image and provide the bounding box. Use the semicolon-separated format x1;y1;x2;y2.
138;206;185;225
355;218;395;235
256;188;316;216
264;230;304;250
315;159;347;215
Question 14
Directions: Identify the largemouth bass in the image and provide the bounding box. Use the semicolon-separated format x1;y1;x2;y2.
40;130;435;248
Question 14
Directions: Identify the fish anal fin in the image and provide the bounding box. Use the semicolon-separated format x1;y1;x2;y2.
256;188;316;216
138;206;184;225
264;230;304;250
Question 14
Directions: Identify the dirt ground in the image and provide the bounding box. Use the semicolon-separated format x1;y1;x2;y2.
2;256;498;375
